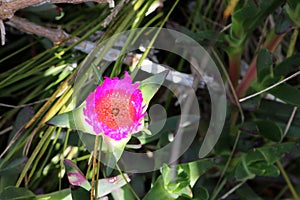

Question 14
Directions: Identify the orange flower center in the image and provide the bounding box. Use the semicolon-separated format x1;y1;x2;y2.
95;90;136;129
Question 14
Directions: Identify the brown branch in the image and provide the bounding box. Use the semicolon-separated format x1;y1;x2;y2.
6;15;97;52
7;16;68;45
0;0;114;20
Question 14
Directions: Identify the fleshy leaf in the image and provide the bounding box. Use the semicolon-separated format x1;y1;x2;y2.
46;103;94;134
139;70;168;109
64;159;91;191
97;174;131;197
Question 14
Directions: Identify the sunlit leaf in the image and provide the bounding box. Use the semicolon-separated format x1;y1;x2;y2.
64;159;91;191
139;70;168;109
97;174;131;197
46;103;94;134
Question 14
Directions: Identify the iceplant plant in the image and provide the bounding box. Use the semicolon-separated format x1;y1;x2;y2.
47;70;167;165
83;71;146;141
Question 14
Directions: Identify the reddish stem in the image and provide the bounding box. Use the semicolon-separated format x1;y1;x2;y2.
229;51;242;88
236;31;285;97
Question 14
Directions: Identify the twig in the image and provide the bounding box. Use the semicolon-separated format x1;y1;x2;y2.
220;179;247;199
0;19;5;45
282;106;298;140
6;15;97;53
0;126;13;136
0;126;23;158
0;0;114;20
7;16;68;45
0;98;49;108
239;70;300;103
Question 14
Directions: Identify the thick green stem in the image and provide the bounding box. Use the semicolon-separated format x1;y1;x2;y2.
236;30;285;97
229;51;242;88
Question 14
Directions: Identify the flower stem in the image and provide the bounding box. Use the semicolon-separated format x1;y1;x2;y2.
95;136;102;199
116;164;140;200
276;160;300;200
91;135;99;200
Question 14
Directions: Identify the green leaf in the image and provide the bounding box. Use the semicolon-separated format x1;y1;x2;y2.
0;186;36;200
71;187;90;200
269;83;300;107
64;159;91;191
235;142;296;180
227;0;283;51
143;176;178;200
111;187;135;200
0;157;27;175
236;184;264;200
231;0;257;38
235;156;256;180
46;103;94;134
144;159;214;200
275;9;294;34
254;100;300;137
274;55;300;77
255;99;300;121
139;70;168;108
0;158;27;190
285;0;300;27
256;49;277;83
37;189;72;200
257;142;296;164
255;119;283;142
248;162;280;177
9;107;34;141
191;186;209;200
186;159;215;187
161;164;191;195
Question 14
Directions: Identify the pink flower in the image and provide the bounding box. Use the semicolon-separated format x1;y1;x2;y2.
83;72;145;141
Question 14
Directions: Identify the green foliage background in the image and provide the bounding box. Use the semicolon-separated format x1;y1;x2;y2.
1;0;300;199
